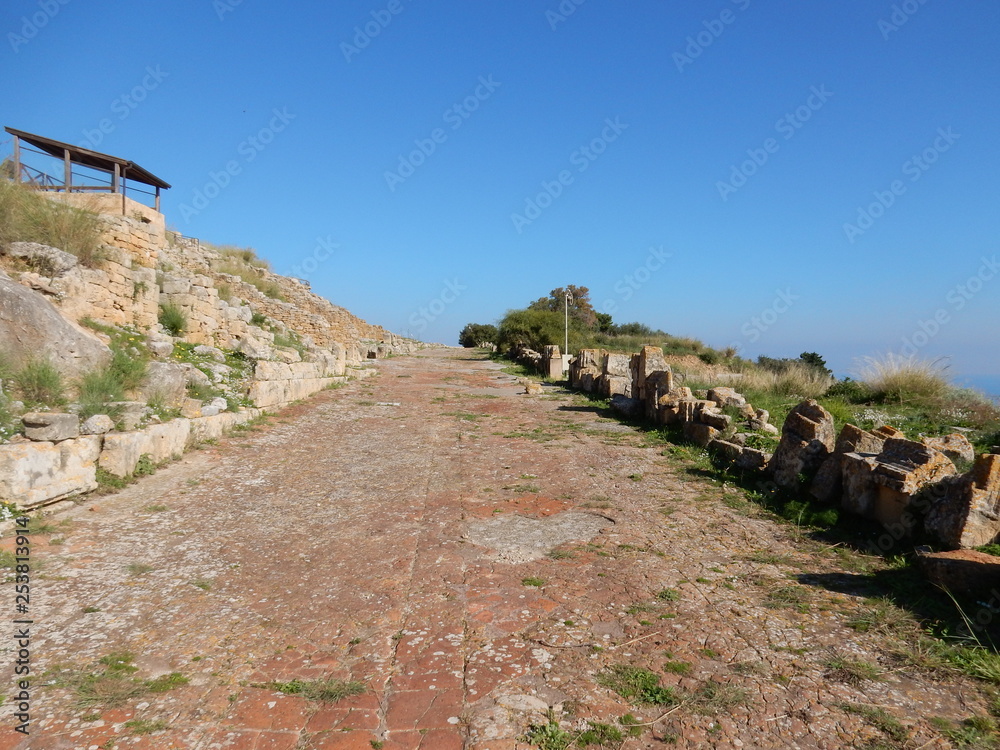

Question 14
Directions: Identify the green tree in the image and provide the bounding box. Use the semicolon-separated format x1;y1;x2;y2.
497;308;567;352
800;351;832;375
527;285;598;329
458;323;498;348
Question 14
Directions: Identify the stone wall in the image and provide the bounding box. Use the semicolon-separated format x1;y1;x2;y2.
0;409;263;509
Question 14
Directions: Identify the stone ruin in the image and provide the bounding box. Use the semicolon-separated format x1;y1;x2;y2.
0;192;421;510
566;346;1000;556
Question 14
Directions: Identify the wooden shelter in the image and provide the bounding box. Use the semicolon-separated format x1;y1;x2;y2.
4;126;170;211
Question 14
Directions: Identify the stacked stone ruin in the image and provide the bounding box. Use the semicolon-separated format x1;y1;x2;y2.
0;193;418;509
566;346;1000;554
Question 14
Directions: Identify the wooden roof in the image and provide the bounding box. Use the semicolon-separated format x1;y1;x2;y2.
5;126;171;189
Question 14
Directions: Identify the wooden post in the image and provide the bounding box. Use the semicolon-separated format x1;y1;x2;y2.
63;148;72;192
112;163;120;194
121;175;127;215
12;136;20;183
154;186;161;212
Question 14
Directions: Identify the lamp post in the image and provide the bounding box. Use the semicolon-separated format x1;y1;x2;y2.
564;289;572;359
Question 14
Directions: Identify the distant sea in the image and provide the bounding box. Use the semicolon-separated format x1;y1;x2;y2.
959;375;1000;403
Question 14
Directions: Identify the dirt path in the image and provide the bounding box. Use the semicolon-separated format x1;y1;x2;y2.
0;349;985;749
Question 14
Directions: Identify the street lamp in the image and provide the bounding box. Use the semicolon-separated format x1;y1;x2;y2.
564;289;573;359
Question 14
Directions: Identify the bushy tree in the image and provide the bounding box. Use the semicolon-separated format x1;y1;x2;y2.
458;323;498;348
799;351;832;376
527;285;597;329
497;308;567;352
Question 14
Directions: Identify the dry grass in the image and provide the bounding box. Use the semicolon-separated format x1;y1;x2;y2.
855;353;952;406
0;179;104;266
734;360;834;398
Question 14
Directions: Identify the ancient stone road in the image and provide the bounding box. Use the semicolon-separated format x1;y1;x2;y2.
0;349;987;748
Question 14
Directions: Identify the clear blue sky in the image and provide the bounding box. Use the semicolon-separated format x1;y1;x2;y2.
2;0;998;381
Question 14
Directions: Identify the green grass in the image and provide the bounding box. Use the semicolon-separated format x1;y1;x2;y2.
823;655;883;686
595;664;680;706
158;302;187;336
260;677;365;702
656;588;680;602
523;719;573;750
123;718;169;735
48;652;189;709
522;577;546;587
837;702;909;745
12;358;65;407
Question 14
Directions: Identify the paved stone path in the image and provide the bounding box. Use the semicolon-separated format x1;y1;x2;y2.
0;349;987;749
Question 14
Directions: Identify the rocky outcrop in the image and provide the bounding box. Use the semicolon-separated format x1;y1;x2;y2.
0;271;111;378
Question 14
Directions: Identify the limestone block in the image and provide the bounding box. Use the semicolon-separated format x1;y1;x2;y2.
81;415;115;435
701;410;732;430
141;362;189;408
0;436;102;507
812;424;892;503
925;455;1000;549
604;353;632;378
99;419;191;477
916;547;1000;598
22;412;80;442
841;452;880;518
684;422;719;447
4;242;78;276
161;278;191;295
768;399;836;490
193;345;226;363
600;376;632;398
922;433;976;465
610;394;641;419
707;387;747;408
736;447;770;472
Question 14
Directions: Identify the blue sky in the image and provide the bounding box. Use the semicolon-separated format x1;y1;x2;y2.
2;0;998;382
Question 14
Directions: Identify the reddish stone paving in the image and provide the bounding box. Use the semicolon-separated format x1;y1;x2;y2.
0;348;988;748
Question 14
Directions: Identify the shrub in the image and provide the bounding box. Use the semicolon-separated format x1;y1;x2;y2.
13;358;65;406
158;303;186;336
0;180;104;265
